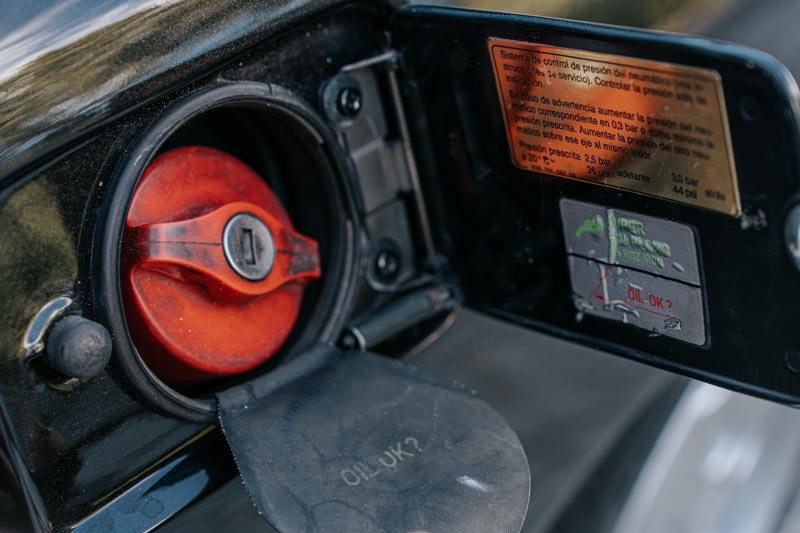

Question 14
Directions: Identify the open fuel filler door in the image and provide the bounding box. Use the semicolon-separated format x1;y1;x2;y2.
217;6;800;531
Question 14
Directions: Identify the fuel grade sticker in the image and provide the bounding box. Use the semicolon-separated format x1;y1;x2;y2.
561;199;706;345
489;38;741;216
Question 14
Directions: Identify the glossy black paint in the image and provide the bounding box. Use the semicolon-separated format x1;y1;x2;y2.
0;1;395;530
69;428;232;532
394;6;800;402
0;0;406;183
3;0;800;530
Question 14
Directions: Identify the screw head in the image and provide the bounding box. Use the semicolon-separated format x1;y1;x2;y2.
786;350;800;373
337;87;362;117
374;246;401;282
786;204;800;273
739;97;760;121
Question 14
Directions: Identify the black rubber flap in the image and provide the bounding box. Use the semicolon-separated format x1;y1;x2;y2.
217;345;530;532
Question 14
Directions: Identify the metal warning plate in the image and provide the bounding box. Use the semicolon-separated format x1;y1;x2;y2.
488;38;741;216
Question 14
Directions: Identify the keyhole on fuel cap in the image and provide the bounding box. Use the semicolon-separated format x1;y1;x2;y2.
242;228;257;265
223;213;276;281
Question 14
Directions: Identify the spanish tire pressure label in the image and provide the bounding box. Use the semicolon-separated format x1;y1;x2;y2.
489;38;741;216
561;199;706;346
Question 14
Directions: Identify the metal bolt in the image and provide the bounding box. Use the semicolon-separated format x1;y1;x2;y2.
739;97;760;121
786;204;800;273
337;87;362;117
339;328;366;351
374;246;401;282
223;213;275;281
786;350;800;373
45;316;112;379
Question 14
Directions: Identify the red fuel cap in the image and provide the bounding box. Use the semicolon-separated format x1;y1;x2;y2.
122;146;321;384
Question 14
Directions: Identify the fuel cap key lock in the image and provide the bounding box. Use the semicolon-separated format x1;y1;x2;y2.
122;146;321;384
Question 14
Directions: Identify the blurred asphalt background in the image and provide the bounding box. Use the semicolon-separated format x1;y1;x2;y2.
417;0;800;78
